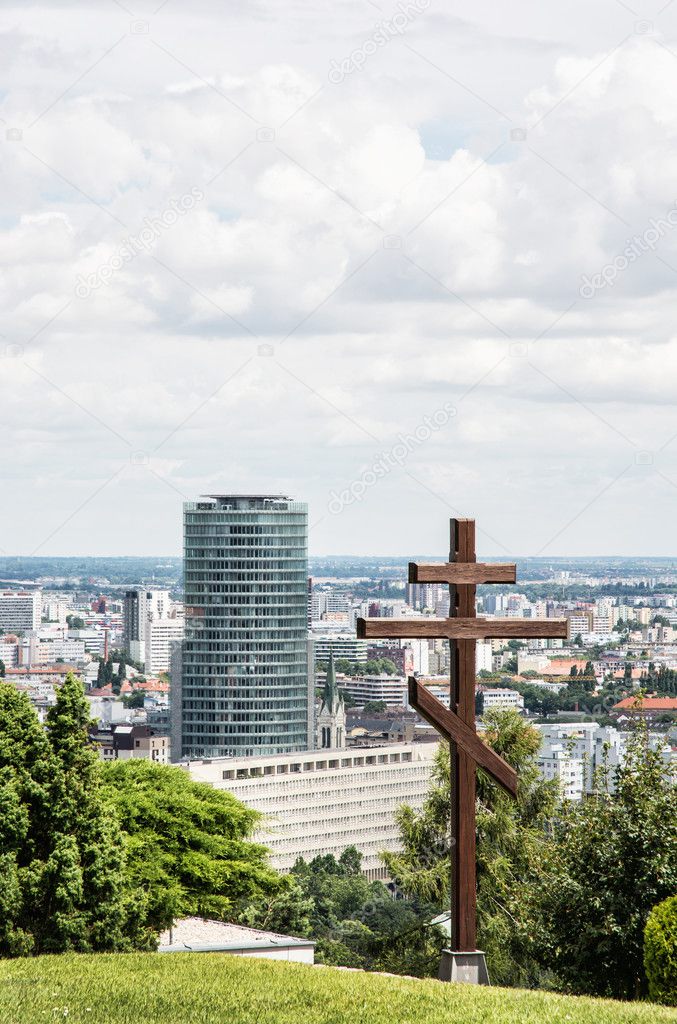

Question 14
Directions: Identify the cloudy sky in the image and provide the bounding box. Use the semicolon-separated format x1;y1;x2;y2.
3;0;677;558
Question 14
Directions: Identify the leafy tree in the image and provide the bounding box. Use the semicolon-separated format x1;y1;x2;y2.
365;659;398;675
0;674;145;956
238;876;313;937
99;759;284;932
530;726;677;999
382;709;558;987
278;849;440;976
0;659;4;678
122;690;145;709
623;619;643;632
338;845;362;876
66;615;85;630
362;701;387;714
290;851;379;937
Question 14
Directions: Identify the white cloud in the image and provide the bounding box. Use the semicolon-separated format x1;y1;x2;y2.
2;5;677;555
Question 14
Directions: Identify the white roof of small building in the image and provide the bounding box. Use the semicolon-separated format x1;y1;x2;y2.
157;917;313;952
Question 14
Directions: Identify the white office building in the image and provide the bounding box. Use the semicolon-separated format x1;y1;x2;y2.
528;678;567;693
538;744;585;801
144;614;184;675
42;598;70;625
0;590;42;633
476;641;493;674
311;635;369;665
123;588;172;665
480;688;525;711
23;637;86;665
68;629;106;656
0;641;19;667
536;722;626;800
183;742;437;878
310;593;351;620
339;674;408;708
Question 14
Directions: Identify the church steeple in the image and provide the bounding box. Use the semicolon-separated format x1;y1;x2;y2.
316;649;346;750
322;650;342;715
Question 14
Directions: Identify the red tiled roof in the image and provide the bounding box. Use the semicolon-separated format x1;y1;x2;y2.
133;679;169;692
540;659;588;675
613;697;677;710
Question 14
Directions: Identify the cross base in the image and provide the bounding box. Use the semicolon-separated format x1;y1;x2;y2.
438;950;490;986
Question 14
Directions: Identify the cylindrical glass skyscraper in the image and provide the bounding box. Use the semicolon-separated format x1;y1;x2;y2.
172;495;309;759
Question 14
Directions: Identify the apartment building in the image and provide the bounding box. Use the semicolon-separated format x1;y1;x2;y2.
0;590;41;633
184;742;437;878
338;673;408;708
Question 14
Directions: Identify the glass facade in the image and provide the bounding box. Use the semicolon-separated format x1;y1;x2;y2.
176;495;309;759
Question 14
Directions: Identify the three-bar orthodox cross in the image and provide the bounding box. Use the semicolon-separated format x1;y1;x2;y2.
357;518;568;957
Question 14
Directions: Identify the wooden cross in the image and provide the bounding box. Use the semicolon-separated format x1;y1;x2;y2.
356;518;568;953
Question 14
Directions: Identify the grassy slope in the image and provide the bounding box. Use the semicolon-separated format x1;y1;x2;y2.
0;953;675;1024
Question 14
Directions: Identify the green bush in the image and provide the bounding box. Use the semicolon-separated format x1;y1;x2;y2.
645;895;677;1005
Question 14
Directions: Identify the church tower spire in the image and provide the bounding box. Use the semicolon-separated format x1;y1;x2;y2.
316;649;346;749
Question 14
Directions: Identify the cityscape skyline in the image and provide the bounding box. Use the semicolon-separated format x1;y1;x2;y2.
2;0;677;1001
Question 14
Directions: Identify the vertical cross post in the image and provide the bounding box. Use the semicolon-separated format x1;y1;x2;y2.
449;518;476;952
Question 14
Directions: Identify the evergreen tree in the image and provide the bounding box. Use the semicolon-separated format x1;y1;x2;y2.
0;674;145;955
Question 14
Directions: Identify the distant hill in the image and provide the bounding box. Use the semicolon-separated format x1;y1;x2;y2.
0;556;181;590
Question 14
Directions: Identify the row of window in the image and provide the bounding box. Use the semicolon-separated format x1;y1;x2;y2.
185;632;306;644
181;690;308;705
185;512;306;523
185;566;306;575
186;583;306;594
182;724;306;737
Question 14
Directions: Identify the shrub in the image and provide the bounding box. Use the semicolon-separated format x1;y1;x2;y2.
644;895;677;1005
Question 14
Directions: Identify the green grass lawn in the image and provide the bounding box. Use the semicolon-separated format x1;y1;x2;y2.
0;953;674;1024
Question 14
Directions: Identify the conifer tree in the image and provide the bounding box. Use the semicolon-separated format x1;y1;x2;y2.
0;674;149;956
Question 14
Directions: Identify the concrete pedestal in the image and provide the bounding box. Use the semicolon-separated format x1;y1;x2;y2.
438;950;490;985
